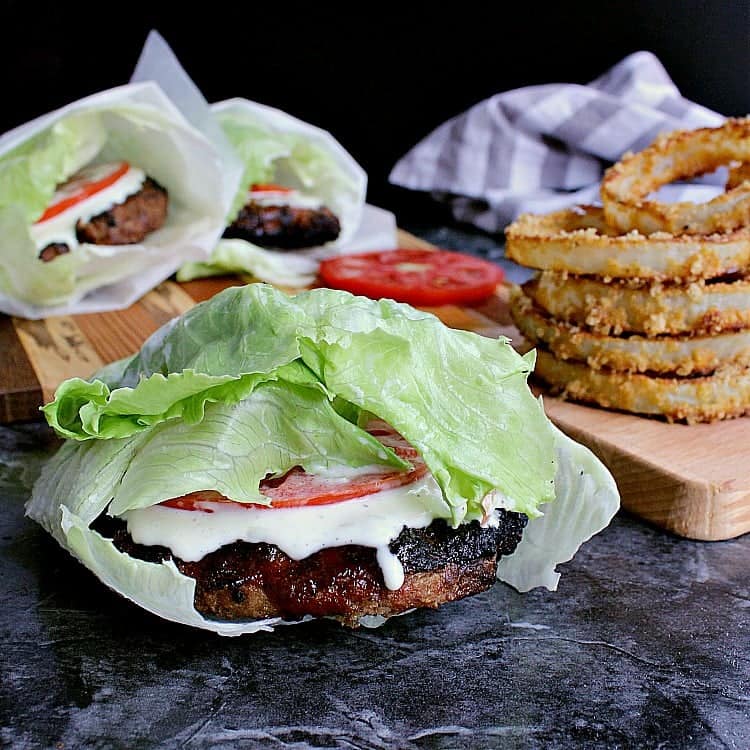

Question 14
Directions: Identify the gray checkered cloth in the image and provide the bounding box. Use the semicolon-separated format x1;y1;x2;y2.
389;52;725;234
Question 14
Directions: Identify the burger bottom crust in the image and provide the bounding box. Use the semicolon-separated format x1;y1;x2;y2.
184;546;499;628
92;514;526;628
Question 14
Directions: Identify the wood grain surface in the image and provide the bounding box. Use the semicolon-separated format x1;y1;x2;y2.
2;230;748;541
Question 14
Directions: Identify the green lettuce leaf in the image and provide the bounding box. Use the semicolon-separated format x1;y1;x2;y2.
497;424;620;592
0;204;81;305
44;361;315;441
43;284;557;521
176;239;319;287
293;288;556;519
0;113;111;306
0;112;107;223
218;110;357;223
108;381;408;515
220;119;290;220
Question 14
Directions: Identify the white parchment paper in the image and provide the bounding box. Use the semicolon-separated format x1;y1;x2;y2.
0;82;235;319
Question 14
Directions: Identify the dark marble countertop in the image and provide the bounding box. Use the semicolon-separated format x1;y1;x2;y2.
1;219;749;749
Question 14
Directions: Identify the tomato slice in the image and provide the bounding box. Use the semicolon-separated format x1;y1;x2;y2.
36;162;131;224
318;248;504;306
249;183;294;193
160;422;427;512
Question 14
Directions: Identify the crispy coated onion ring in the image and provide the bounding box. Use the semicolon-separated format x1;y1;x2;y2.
727;162;750;190
533;350;750;423
601;118;750;235
504;206;750;281
523;272;750;335
511;287;750;376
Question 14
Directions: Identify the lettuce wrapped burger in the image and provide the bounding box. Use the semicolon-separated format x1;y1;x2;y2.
177;99;369;287
27;285;619;635
0;82;231;318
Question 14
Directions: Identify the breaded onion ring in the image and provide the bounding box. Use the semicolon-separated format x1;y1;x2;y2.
727;162;750;190
511;287;750;376
533;350;750;423
601;118;750;235
504;206;750;281
523;272;750;336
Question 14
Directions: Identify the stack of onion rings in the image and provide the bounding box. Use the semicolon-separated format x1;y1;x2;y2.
506;118;750;423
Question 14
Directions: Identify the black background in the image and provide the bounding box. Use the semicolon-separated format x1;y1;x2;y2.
2;1;749;214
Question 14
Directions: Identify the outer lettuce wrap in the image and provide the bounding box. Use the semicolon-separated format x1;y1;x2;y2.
28;285;619;635
0;82;235;319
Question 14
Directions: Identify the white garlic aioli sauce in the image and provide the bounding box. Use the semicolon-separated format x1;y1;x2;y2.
30;163;146;251
247;187;323;210
124;473;458;591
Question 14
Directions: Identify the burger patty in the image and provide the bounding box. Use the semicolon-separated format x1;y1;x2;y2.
92;512;528;627
76;177;168;245
38;242;70;262
39;177;169;261
223;201;341;250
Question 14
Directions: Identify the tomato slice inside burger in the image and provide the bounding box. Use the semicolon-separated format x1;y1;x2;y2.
36;161;131;224
249;183;294;194
318;248;504;306
161;423;427;512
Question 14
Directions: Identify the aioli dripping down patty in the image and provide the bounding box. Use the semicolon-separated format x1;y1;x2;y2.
93;511;528;628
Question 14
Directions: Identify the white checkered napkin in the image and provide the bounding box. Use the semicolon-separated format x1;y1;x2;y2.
389;51;725;233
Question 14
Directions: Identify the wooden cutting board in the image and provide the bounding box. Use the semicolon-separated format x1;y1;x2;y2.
2;230;749;542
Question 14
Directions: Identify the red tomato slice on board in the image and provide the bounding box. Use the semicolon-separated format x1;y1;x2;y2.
36;162;131;224
318;248;504;306
160;421;427;512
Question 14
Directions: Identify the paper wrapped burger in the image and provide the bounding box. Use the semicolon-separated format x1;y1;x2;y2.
128;30;396;289
27;284;619;635
0;82;234;318
176;98;376;288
